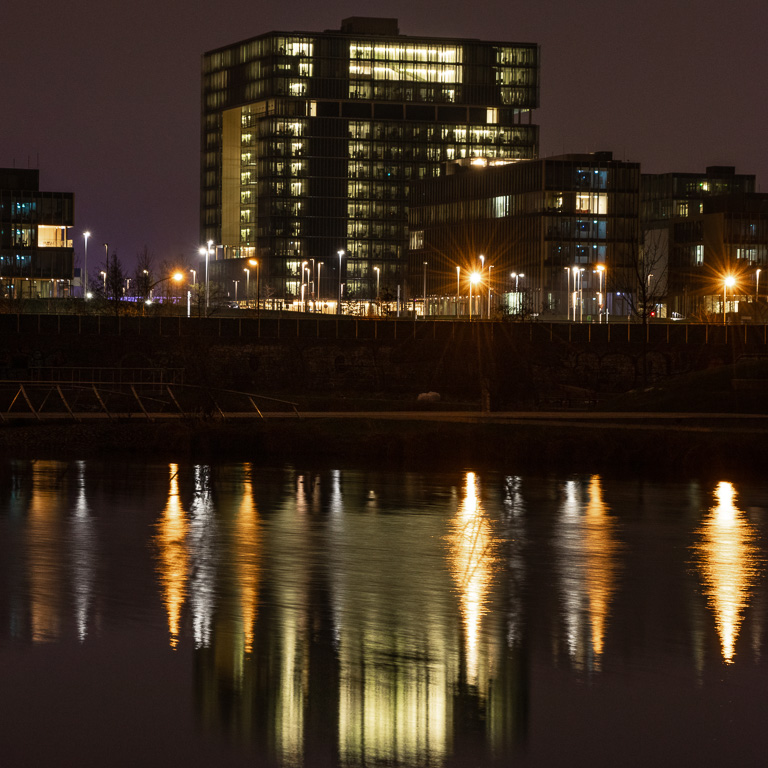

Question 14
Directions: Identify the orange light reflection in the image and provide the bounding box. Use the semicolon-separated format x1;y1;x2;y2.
694;481;760;664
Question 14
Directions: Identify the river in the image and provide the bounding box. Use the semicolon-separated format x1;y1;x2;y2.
0;460;766;766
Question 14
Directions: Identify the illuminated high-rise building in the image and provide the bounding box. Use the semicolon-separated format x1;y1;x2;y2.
201;17;539;304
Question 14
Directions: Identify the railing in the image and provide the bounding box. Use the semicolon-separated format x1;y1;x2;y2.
0;379;299;423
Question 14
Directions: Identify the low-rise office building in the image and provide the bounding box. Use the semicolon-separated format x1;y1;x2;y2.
408;152;640;319
0;168;74;299
641;166;766;318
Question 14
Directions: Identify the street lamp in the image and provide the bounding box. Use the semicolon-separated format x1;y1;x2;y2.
317;262;323;306
756;268;761;303
512;271;525;315
337;250;344;315
249;259;259;315
469;271;480;321
244;268;250;307
82;231;90;299
487;265;493;318
423;261;428;319
99;271;106;291
456;266;460;318
374;266;380;312
198;240;213;312
233;279;239;302
479;254;485;318
103;243;109;296
597;264;606;323
724;274;736;325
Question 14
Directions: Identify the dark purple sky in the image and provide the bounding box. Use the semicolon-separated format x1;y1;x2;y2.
3;0;766;271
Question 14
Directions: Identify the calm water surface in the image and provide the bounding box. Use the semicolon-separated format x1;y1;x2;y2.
0;460;767;767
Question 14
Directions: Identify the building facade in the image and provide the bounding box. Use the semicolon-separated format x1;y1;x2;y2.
640;166;766;318
408;153;640;319
0;169;74;299
201;17;539;305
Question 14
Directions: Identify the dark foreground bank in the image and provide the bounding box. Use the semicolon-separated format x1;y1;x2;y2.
0;414;763;479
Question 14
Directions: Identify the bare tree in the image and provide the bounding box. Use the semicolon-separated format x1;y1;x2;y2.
99;251;128;317
610;230;669;386
134;246;155;304
611;230;669;326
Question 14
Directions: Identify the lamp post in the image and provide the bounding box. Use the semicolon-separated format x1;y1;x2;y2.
83;231;90;299
190;269;196;286
479;254;485;318
563;267;570;320
456;266;460;318
249;259;259;315
374;266;380;313
469;271;480;321
512;271;525;315
317;262;323;307
103;243;109;297
337;250;344;315
757;268;761;303
198;240;213;312
571;267;579;323
423;261;427;319
99;271;106;291
579;268;585;323
144;272;184;311
724;275;735;325
488;265;493;318
597;264;605;323
233;279;239;302
244;268;250;307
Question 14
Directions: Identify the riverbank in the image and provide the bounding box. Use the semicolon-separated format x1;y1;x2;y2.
1;412;764;479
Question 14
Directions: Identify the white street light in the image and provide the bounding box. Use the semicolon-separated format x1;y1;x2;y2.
83;231;90;299
198;240;213;312
337;250;344;315
244;268;250;307
374;266;380;309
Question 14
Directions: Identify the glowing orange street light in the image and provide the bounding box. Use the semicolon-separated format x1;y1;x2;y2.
724;275;736;325
469;271;481;321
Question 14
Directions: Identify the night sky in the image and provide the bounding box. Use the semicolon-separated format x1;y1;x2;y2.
3;0;766;271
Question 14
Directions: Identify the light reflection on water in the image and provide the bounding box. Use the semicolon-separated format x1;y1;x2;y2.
0;461;767;766
555;475;621;671
693;481;761;664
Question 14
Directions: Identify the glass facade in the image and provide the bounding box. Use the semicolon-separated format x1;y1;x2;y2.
201;19;539;301
0;169;74;299
641;167;767;317
408;153;639;319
